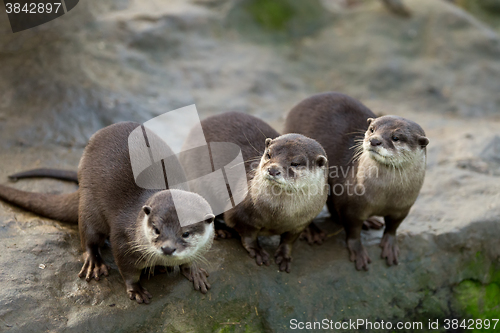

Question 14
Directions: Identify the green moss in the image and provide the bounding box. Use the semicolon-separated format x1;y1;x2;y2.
226;0;330;43
209;300;266;333
454;280;500;332
245;0;295;31
214;324;263;333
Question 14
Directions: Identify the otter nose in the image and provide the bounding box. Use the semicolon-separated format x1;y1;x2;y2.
161;246;176;255
268;167;281;177
370;138;382;146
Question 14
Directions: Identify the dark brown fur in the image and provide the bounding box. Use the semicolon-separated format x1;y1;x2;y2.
0;122;215;303
284;92;428;270
182;112;328;272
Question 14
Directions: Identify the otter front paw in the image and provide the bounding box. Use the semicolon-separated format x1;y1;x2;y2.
299;223;327;245
274;249;292;273
248;247;270;267
347;238;371;271
78;252;109;282
380;233;400;266
181;265;211;294
126;282;152;304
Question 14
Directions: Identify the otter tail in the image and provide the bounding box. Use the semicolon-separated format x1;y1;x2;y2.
9;168;78;184
0;185;79;224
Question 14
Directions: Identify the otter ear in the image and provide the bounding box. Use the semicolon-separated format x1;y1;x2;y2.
204;213;215;224
316;155;327;168
143;205;152;215
417;136;429;147
265;138;272;148
367;118;375;125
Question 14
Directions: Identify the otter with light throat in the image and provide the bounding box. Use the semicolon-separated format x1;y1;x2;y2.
181;112;329;273
285;92;428;270
0;122;215;303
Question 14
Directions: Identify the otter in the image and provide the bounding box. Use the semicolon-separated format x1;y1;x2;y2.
181;112;328;273
0;122;215;303
284;92;428;270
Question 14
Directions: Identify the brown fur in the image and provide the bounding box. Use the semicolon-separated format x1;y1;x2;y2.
284;92;428;270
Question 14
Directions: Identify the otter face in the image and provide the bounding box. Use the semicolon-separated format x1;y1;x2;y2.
258;134;327;189
363;116;429;167
135;190;215;268
142;205;215;264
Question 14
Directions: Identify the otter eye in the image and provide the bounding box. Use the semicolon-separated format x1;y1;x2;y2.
370;127;374;133
392;136;399;142
266;152;271;159
291;162;300;167
182;232;190;238
153;227;160;235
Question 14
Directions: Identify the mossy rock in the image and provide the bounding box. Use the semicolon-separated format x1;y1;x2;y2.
225;0;331;42
454;280;500;332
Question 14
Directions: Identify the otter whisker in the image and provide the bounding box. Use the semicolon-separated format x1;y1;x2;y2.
242;132;262;156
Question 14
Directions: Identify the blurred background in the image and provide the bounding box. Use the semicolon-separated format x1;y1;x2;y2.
0;0;499;332
0;0;499;145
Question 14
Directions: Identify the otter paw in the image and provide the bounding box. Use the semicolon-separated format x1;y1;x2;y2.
380;233;399;266
181;266;211;294
299;224;327;245
127;282;152;304
274;251;292;273
347;238;371;271
214;229;233;240
248;247;270;266
362;216;385;230
78;252;109;282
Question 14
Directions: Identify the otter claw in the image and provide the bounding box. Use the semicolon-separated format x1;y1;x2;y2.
78;252;109;281
380;233;399;266
347;238;371;271
181;266;211;294
275;252;292;273
127;282;152;304
248;247;270;266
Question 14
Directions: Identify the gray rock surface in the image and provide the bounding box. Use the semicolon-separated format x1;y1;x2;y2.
0;0;499;332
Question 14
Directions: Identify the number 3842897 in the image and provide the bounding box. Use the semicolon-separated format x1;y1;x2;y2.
5;3;62;14
443;319;499;330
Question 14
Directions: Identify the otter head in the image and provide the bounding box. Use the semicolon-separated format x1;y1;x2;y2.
363;116;429;167
139;190;215;266
257;134;328;190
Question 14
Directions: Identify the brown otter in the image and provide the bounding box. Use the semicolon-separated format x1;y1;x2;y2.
181;112;328;273
284;92;428;270
0;122;215;303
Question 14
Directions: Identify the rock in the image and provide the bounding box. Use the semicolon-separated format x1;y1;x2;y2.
0;0;499;331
